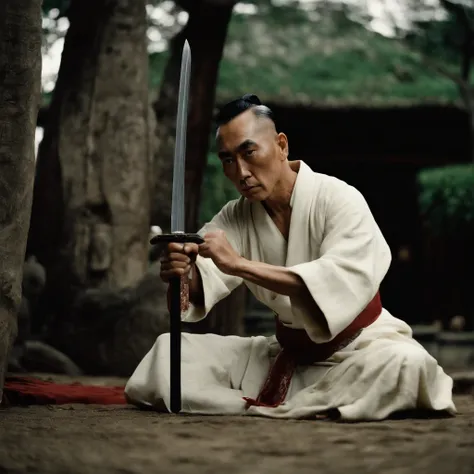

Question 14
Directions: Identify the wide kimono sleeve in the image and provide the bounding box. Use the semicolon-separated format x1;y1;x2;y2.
181;199;244;323
288;181;392;343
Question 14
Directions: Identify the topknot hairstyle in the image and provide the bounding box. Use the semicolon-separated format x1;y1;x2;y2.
215;94;274;126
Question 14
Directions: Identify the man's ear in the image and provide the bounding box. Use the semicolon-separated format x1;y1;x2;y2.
277;132;289;160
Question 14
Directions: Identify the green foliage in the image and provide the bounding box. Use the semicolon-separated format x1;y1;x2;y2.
199;153;240;226
41;2;463;106
418;164;474;236
403;4;474;89
148;51;170;89
220;9;460;104
145;6;460;105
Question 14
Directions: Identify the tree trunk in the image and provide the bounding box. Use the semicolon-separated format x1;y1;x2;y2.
0;0;42;400
28;0;150;341
468;106;474;163
151;0;235;232
151;1;243;336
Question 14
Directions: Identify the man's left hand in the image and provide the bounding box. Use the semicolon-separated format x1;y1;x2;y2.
198;230;242;275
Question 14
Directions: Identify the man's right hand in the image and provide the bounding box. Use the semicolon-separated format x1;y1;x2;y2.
159;242;199;283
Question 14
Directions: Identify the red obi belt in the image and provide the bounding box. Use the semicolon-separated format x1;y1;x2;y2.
244;291;382;409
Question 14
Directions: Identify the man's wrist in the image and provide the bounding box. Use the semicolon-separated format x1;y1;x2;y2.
230;256;251;277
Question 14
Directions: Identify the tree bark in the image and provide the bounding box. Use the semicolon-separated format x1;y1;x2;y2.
0;0;42;400
28;0;150;340
151;0;235;232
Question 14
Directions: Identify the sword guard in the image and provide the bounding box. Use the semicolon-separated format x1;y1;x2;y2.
150;233;204;245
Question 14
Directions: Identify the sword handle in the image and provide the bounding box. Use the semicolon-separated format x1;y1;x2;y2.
153;233;204;415
164;275;188;414
168;277;182;414
152;232;203;313
166;275;190;312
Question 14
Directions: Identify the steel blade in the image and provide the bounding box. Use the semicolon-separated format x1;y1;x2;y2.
171;40;191;233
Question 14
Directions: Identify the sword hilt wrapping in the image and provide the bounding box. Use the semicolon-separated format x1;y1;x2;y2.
180;275;190;311
153;233;204;313
166;275;190;312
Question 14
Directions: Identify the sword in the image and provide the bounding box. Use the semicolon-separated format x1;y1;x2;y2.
150;39;203;414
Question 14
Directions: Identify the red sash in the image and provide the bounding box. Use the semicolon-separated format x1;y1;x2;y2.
243;291;382;408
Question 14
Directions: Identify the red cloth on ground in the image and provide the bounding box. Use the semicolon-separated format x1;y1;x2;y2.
2;376;127;406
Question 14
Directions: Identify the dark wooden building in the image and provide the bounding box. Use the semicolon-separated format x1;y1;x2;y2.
248;102;471;327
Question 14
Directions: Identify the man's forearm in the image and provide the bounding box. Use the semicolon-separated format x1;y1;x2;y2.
231;258;306;299
187;258;301;305
231;258;325;323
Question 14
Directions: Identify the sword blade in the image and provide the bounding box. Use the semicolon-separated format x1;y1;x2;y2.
171;39;191;233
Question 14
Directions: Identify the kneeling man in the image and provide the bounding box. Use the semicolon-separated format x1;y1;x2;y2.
125;94;456;421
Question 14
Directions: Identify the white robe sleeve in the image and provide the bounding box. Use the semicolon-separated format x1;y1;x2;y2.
288;182;391;343
181;200;244;323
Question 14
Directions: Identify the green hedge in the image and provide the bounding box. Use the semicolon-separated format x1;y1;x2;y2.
418;164;474;235
199;152;240;226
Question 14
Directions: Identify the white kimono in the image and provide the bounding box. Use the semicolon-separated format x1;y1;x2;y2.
125;161;456;420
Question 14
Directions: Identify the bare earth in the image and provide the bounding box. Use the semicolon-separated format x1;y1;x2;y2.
1;375;473;474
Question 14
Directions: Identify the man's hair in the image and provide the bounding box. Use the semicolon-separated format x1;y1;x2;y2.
215;94;274;127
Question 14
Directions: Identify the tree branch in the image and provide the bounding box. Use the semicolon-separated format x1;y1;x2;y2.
420;56;469;90
440;0;474;82
461;25;472;82
419;55;474;110
202;0;238;5
174;0;237;13
440;0;471;21
173;0;193;12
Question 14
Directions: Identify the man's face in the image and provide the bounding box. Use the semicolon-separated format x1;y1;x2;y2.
216;109;288;201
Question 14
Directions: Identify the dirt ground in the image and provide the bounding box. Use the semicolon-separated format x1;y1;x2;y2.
1;375;474;474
